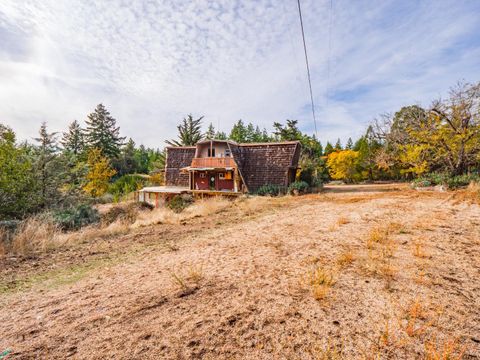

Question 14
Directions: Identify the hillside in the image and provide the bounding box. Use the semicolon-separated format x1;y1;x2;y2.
1;185;479;359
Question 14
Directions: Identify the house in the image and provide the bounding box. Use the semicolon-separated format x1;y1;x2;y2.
137;139;301;205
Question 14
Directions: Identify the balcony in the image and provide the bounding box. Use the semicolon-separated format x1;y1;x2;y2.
191;157;235;168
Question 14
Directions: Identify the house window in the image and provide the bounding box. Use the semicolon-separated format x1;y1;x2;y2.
207;148;216;157
219;173;225;180
225;148;231;157
199;173;206;178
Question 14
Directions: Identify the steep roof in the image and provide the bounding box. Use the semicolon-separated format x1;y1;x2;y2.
165;147;195;187
229;141;301;192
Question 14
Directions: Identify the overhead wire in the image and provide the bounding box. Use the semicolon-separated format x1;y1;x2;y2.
296;0;318;137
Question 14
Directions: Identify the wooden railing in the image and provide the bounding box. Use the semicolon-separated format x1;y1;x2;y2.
191;157;235;168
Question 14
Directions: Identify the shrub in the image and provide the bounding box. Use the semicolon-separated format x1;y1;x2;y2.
109;174;147;201
288;181;309;195
167;195;194;213
412;172;480;189
53;204;100;231
256;184;282;196
102;202;153;225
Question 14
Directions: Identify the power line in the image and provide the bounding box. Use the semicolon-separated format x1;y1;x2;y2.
296;0;318;137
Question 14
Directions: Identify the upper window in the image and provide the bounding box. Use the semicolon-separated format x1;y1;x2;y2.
219;173;225;179
207;148;216;157
225;148;231;157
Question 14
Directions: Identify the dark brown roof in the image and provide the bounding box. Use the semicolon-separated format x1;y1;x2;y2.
230;141;301;192
165;141;301;192
165;147;195;187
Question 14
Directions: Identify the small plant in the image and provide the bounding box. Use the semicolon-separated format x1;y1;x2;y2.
413;241;427;258
424;337;466;360
336;216;350;225
167;194;193;213
336;250;355;267
306;266;336;301
256;184;282;196
53;204;100;231
288;180;309;195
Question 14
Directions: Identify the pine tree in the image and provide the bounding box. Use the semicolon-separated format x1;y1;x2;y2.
324;142;334;156
273;120;302;141
115;138;138;175
61;120;84;155
34;122;63;209
84;104;125;159
205;123;216;139
334;138;343;151
245;123;256;142
215;131;227;140
166;114;204;146
346;137;353;150
229;120;247;143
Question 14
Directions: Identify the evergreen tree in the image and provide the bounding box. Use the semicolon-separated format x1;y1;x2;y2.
229;119;248;143
205;123;216;139
33;122;63;209
115;138;138;176
245;123;256;142
61;120;84;155
334;138;343;151
273;120;302;141
166;114;204;146
84;104;125;159
346;137;353;150
215;131;228;140
324;142;334;156
0;125;38;219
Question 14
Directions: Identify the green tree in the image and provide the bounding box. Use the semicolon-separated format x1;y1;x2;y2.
346;137;353;150
334;138;342;151
61;120;84;156
229;119;248;143
273;119;302;141
0;125;38;219
205;123;216;139
324;142;334;156
115;138;138;176
166;114;204;146
85;104;125;159
215;131;228;140
34;122;65;209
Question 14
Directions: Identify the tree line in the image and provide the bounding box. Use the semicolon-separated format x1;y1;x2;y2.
1;80;478;221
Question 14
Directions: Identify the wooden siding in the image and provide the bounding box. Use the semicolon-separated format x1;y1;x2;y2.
165;147;195;187
191;157;235;168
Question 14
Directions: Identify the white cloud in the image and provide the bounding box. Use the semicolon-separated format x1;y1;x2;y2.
0;0;479;147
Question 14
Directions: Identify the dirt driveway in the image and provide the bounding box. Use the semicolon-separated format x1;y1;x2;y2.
1;186;479;359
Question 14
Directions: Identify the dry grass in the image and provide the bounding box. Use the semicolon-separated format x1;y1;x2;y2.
336;249;355;267
424;337;466;360
306;266;336;301
413;240;428;258
11;218;60;254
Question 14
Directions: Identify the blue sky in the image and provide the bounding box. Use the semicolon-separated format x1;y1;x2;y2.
1;0;479;147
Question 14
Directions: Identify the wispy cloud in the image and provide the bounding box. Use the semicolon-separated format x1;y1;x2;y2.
0;0;479;146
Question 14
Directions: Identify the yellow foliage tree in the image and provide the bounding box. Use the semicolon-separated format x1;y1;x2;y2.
327;150;361;183
83;148;116;197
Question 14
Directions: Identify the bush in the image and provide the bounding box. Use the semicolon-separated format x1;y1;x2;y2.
102;202;154;225
256;184;282;196
53;204;100;231
109;174;147;201
412;173;480;189
288;181;310;195
167;195;193;213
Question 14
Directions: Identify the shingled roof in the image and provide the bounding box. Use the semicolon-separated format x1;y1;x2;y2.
230;141;301;192
165;141;301;192
165;146;195;187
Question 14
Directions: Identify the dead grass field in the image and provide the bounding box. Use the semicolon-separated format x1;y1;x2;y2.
1;184;479;359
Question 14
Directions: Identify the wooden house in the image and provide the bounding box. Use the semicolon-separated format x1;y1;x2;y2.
165;139;301;195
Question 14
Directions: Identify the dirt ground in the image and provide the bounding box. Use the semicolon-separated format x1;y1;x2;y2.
1;184;479;359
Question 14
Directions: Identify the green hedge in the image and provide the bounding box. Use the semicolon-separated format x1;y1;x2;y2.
412;173;480;189
53;204;100;231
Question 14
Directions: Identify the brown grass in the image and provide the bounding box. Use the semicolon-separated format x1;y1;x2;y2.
306;266;336;301
11;217;60;254
336;216;350;225
336;249;355;267
424;337;466;360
